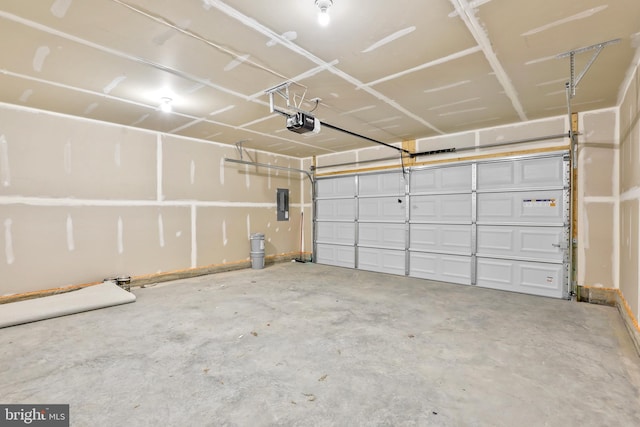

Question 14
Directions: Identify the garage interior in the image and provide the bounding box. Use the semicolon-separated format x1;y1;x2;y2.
1;0;640;425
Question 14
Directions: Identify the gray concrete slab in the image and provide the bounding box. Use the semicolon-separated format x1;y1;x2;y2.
1;262;639;426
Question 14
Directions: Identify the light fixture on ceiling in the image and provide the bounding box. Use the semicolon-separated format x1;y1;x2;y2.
315;0;333;26
159;97;172;113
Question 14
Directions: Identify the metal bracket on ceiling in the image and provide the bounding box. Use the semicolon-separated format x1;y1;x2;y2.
265;81;308;117
235;139;250;161
558;38;620;99
558;38;620;170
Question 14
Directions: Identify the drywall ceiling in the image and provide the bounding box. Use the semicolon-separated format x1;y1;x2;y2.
1;0;639;158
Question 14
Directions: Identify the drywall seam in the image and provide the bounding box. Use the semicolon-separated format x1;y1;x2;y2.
449;0;527;121
0;135;10;187
191;205;197;268
0;196;279;208
617;41;640;105
3;218;14;265
50;0;73;18
158;213;165;248
114;142;121;167
222;220;228;246
117;216;124;254
621;187;640;201
521;6;608;37
103;75;127;94
66;214;74;252
583;196;617;203
614;106;621;289
18;89;33;103
156;134;163;201
169;117;206;134
290;203;312;208
362;26;416;53
365;46;482;87
32;46;50;72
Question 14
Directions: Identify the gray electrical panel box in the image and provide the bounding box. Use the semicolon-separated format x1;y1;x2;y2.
277;188;289;221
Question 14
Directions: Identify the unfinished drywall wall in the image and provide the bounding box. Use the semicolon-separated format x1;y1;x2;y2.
620;59;640;320
577;108;618;289
0;104;305;296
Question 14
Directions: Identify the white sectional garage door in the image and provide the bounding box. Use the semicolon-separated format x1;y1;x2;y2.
314;152;570;299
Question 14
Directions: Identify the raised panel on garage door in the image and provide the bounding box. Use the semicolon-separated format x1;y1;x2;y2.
316;222;355;245
476;258;563;298
411;164;472;193
359;197;406;221
316;199;356;221
317;176;356;197
476;225;564;262
411;194;472;223
359;223;405;249
410;224;471;255
477;190;564;225
315;244;355;268
359;172;405;196
477;156;564;190
409;252;471;285
359;247;405;275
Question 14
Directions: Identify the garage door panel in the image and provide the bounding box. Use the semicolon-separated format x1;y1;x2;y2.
360;223;405;249
359;197;405;221
477;190;564;224
359;248;405;275
477;162;513;188
477;258;563;298
410;224;471;254
411;194;472;222
316;199;356;221
359;172;405;196
316;222;355;245
520;157;563;187
315;152;569;299
477;226;564;261
411;165;472;193
316;244;355;268
409;252;471;285
477;156;564;190
317;176;356;197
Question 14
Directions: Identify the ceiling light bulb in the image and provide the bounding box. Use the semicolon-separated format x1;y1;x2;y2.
318;9;330;26
315;0;333;26
160;97;172;113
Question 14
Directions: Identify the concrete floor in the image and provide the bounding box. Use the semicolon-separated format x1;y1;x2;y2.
1;262;639;426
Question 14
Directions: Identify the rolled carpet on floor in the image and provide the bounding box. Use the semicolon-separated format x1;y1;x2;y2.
0;282;136;328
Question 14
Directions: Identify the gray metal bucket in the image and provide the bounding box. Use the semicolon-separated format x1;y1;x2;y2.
250;233;265;269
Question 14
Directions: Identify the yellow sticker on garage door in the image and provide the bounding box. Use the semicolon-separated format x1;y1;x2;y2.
523;198;556;208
